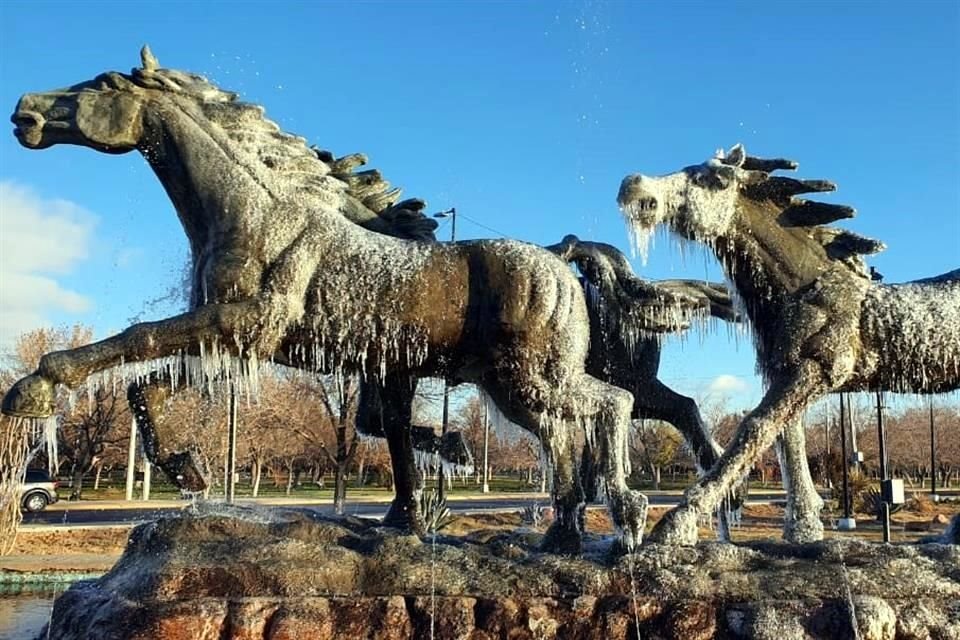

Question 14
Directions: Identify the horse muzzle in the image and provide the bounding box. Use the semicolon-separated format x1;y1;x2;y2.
11;109;47;148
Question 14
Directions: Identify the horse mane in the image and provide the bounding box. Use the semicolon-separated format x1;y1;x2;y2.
719;147;885;276
130;62;437;242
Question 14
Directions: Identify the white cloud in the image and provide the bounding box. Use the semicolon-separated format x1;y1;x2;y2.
702;374;750;398
0;181;96;344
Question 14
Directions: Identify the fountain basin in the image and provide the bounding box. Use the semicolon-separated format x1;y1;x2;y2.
38;505;960;639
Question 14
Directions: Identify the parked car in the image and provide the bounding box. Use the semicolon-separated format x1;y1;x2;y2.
21;468;59;512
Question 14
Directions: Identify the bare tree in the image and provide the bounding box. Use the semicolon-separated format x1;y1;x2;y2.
59;385;128;499
3;326;128;499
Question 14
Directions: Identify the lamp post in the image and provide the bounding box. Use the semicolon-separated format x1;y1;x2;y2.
837;393;855;530
226;381;238;503
875;391;905;542
432;208;456;500
930;396;938;501
482;397;490;494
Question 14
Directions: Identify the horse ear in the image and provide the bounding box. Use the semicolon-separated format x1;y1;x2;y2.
140;45;159;72
726;144;746;167
715;164;738;188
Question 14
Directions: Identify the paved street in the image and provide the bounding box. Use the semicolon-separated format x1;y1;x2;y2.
21;492;786;527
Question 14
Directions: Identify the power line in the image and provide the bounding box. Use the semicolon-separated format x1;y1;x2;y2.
456;212;510;238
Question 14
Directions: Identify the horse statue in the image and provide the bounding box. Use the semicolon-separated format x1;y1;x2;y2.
2;46;651;553
617;144;960;545
123;139;736;537
358;230;744;540
543;235;745;536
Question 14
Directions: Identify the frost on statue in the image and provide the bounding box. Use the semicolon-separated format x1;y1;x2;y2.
618;143;960;545
3;46;656;554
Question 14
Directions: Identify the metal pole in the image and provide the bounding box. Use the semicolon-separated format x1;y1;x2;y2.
125;418;137;501
226;382;238;503
482;398;490;494
840;394;851;520
930;396;937;499
436;209;456;501
824;405;830;460
438;383;450;500
141;456;152;501
849;399;859;472
876;390;890;542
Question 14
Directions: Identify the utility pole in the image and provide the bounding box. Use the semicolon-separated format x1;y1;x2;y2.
125;417;137;501
838;393;855;530
482;397;490;494
226;382;238;503
141;454;152;501
433;207;456;501
930;396;938;500
876;391;891;542
849;399;860;473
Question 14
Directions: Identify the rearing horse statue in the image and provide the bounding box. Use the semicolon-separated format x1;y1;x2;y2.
2;47;647;553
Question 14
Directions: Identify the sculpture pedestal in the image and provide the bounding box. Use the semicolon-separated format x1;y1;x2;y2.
39;505;959;640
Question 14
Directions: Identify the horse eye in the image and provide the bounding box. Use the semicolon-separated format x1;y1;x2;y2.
47;106;72;120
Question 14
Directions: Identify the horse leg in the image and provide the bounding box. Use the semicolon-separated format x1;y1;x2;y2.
776;417;824;543
634;377;742;541
648;361;828;545
482;377;584;555
3;299;275;418
576;376;648;551
538;426;585;555
127;372;209;493
361;374;425;535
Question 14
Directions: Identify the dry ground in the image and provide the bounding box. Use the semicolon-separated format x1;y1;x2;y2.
7;499;958;563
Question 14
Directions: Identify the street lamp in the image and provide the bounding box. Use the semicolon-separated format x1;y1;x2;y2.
837;393;856;531
432;208;456;499
930;396;938;501
875;391;904;542
433;207;456;242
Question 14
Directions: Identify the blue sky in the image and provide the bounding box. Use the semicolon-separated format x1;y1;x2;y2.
0;1;957;412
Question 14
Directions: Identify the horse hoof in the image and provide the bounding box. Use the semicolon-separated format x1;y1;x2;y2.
1;373;56;418
647;507;699;546
540;521;583;555
619;490;649;550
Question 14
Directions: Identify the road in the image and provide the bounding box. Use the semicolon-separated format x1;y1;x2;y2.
22;492;786;527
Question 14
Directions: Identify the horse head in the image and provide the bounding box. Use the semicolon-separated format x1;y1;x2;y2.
11;46;229;154
616;145;780;257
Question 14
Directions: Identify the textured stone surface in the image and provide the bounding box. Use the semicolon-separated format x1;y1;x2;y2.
35;506;960;639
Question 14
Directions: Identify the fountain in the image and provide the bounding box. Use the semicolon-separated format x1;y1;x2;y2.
3;50;958;639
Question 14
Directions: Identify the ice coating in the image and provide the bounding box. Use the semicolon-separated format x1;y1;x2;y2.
2;47;645;552
618;144;960;546
861;279;960;392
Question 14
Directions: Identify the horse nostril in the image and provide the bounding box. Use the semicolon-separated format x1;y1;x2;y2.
11;112;41;127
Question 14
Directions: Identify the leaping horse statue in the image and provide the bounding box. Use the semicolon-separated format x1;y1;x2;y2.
618;144;960;545
2;47;648;553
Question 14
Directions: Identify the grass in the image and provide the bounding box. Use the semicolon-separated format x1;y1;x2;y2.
57;474;546;502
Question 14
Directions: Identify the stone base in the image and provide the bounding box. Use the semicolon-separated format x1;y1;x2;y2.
837;517;857;531
38;504;960;640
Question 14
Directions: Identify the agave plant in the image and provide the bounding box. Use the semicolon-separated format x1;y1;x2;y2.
419;489;455;532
